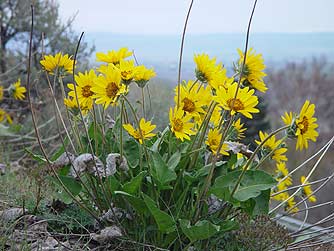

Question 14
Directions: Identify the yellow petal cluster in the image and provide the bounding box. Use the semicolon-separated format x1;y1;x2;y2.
281;100;318;150
0;86;3;101
174;80;210;118
194;53;218;83
64;96;92;116
169;107;196;141
134;65;156;87
255;131;287;163
300;176;317;203
205;128;229;156
295;101;318;150
68;70;97;107
232;118;247;140
91;65;128;109
0;108;12;124
237;48;267;93
40;52;74;75
123;118;156;144
11;79;26;100
96;47;132;65
215;82;259;119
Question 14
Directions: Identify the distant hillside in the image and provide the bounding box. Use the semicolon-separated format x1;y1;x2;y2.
84;32;334;80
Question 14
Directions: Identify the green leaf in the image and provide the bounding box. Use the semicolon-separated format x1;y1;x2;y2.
167;151;181;171
105;175;121;192
50;175;82;204
211;170;276;202
227;153;237;169
252;189;271;215
58;166;70;176
218;220;239;232
115;191;148;215
25;148;47;163
0;124;16;137
240;199;255;215
179;219;220;242
123;171;146;195
150;127;169;152
50;137;69;161
150;151;177;187
124;139;140;168
142;194;176;233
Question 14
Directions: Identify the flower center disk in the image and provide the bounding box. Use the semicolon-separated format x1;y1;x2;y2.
173;118;183;131
298;116;309;134
82;85;93;98
227;98;244;111
182;98;196;113
106;82;119;98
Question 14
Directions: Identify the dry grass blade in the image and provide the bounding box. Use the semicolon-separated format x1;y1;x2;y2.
271;177;328;197
270;136;334;214
177;0;194;108
276;136;334;187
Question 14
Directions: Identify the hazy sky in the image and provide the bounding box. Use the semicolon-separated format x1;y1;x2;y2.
58;0;334;34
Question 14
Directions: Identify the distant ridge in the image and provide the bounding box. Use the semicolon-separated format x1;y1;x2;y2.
85;32;334;79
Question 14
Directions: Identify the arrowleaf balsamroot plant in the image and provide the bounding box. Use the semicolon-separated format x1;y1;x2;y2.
16;2;330;251
31;45;321;250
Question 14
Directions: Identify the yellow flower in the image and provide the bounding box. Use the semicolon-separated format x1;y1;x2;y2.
123;118;156;144
174;80;208;118
40;52;74;75
281;111;294;126
255;131;288;163
208;67;234;91
295;100;318;150
194;53;219;82
275;162;292;186
232;118;246;139
237;48;267;93
11;79;26;100
0;86;3;101
96;47;132;65
0;108;12;124
134;65;156;87
118;60;136;83
68;70;97;107
210;106;223;127
282;101;319;150
300;176;317;203
272;184;289;201
286;196;299;213
215;82;259;119
205;128;229;156
64;96;92;116
272;188;298;212
91;65;127;109
169;106;196;141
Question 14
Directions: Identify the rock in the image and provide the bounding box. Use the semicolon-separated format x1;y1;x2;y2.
31;237;58;251
105;115;116;129
207;194;224;215
53;152;75;169
70;153;106;177
0;207;26;222
106;153;129;174
0;163;6;175
90;226;123;243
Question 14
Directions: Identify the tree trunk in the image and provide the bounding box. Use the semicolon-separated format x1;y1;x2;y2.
0;41;7;74
0;22;7;74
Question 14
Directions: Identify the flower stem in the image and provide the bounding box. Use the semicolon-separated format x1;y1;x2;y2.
230;125;289;198
141;87;146;118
